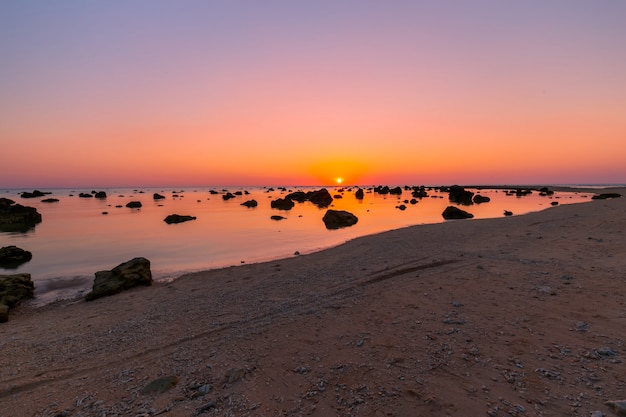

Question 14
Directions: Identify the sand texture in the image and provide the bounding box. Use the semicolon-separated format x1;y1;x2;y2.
1;188;625;417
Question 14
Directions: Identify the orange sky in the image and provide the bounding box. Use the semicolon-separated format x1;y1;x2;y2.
1;1;625;188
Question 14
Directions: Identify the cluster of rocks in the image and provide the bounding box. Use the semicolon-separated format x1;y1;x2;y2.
0;273;34;322
0;197;42;232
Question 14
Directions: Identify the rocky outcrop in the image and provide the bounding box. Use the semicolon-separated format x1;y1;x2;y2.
86;257;153;301
592;193;622;200
322;210;358;229
448;186;474;205
307;189;333;207
164;214;197;224
355;188;364;200
126;201;142;208
41;198;59;203
473;194;491;204
0;198;42;232
94;191;107;199
241;200;258;208
0;246;32;268
442;206;474;220
20;190;48;198
0;273;34;322
153;193;166;200
222;192;236;201
79;193;93;198
271;198;295;210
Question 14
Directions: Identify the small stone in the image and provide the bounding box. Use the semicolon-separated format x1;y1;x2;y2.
605;400;626;416
198;384;211;395
140;375;179;395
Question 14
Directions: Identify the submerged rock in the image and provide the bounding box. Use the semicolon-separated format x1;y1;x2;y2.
0;246;33;268
164;214;197;224
241;199;258;208
322;209;358;229
86;257;152;301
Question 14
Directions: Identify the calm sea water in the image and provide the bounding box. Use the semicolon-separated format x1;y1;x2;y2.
1;186;592;305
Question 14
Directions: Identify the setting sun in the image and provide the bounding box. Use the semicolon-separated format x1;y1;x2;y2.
335;177;343;184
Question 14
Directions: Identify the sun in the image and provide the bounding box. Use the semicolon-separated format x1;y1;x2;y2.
335;177;344;185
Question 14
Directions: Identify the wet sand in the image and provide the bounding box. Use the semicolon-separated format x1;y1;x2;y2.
1;187;625;416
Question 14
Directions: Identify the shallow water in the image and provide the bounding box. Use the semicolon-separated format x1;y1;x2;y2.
1;185;591;304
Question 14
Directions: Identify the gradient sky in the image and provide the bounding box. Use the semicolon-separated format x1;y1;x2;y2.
1;1;625;188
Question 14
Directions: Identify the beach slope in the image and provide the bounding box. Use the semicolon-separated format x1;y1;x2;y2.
1;189;625;416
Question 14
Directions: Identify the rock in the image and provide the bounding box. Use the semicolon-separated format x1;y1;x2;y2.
472;194;490;204
355;188;364;200
0;198;42;232
503;210;513;216
442;206;474;220
141;375;179;395
222;192;236;200
389;186;402;195
20;190;48;198
41;198;59;203
271;215;286;221
86;257;152;301
126;201;142;208
448;185;474;205
592;193;622;200
285;191;308;202
226;367;245;384
241;199;258;208
79;193;93;198
307;188;333;207
0;304;8;323
0;273;34;315
605;400;626;416
153;193;166;200
164;214;197;224
94;191;107;199
0;246;33;268
271;198;295;210
322;210;358;229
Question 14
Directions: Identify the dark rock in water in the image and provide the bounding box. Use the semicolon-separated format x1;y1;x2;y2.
271;197;295;210
307;188;333;207
442;206;474;220
41;198;59;203
355;188;364;200
448;185;474;205
472;194;491;204
0;198;42;232
20;190;48;198
271;215;286;221
0;273;34;322
164;214;197;224
0;246;33;268
389;186;402;195
86;257;152;301
79;193;93;198
503;210;513;216
322;209;358;229
222;192;236;200
241;199;258;208
592;193;622;200
153;193;166;200
94;191;107;199
550;201;559;206
285;191;307;203
396;204;407;211
126;201;142;208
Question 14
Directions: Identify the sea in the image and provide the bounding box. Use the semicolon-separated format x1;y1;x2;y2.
1;185;595;305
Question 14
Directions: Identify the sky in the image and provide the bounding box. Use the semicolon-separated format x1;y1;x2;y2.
1;1;625;188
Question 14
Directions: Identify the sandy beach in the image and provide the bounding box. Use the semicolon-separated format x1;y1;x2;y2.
1;187;625;417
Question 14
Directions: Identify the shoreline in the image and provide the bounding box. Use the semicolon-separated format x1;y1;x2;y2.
1;186;624;416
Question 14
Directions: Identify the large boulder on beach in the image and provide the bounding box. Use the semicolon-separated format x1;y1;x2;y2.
442;206;474;220
0;246;33;268
86;257;153;301
164;214;196;224
322;209;358;229
0;273;34;322
0;198;42;232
